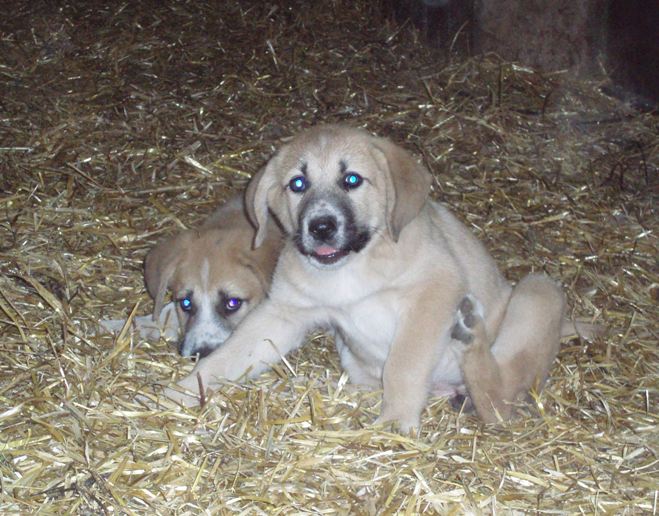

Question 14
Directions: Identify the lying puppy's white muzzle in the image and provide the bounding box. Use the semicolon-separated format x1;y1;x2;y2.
179;317;232;358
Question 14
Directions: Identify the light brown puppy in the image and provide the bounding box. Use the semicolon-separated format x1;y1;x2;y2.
166;125;586;430
102;198;283;358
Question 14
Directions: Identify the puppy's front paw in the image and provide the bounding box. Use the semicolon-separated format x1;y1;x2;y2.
451;295;483;344
374;411;420;435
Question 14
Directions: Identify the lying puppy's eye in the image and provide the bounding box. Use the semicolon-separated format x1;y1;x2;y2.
179;296;193;312
224;297;242;312
343;172;363;190
289;175;308;193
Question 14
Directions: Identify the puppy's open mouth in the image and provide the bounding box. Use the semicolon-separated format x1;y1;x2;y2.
311;244;350;264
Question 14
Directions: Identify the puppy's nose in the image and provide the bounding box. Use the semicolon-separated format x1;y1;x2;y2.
309;216;337;241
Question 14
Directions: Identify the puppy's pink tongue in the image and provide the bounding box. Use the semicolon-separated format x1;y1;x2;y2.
314;245;338;256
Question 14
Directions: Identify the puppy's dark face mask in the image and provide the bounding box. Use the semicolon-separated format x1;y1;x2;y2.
292;180;372;267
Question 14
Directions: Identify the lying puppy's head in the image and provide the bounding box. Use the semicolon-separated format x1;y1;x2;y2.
144;202;282;357
246;125;432;267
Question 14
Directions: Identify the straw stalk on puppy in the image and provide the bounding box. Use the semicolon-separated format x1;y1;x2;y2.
165;125;592;431
102;198;283;358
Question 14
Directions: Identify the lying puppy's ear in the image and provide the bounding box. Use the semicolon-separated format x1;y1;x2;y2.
144;232;190;320
246;227;285;292
370;138;433;241
245;161;279;249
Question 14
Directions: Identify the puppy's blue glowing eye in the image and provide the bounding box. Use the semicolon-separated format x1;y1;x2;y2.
225;297;242;312
344;173;363;189
179;296;193;312
289;175;308;193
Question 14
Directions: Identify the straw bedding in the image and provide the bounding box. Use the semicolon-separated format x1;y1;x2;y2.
0;0;656;513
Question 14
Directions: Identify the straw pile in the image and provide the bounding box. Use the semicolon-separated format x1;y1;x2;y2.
1;1;656;513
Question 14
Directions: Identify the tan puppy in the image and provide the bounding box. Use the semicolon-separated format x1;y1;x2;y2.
102;198;283;358
166;125;583;430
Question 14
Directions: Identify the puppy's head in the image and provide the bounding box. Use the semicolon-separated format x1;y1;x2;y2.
245;125;432;268
144;220;281;358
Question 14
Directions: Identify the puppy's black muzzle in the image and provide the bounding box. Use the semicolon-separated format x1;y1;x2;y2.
295;192;372;265
309;215;338;243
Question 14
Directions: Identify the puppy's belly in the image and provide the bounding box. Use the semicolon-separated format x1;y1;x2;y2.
330;304;395;383
429;341;466;396
332;304;466;395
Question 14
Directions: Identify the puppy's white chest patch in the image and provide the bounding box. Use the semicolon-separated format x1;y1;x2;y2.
326;287;404;389
334;300;395;363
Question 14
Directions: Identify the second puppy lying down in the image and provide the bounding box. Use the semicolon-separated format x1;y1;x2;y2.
144;198;284;357
102;198;283;358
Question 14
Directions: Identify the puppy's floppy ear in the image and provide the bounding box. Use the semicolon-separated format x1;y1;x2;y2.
370;137;433;241
245;159;280;248
246;227;285;292
144;232;190;320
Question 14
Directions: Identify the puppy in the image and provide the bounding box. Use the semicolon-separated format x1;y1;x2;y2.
166;125;586;430
102;198;283;358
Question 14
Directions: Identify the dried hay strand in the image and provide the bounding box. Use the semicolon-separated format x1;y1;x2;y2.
0;0;657;513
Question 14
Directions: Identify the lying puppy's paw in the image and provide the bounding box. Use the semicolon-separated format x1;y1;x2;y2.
162;385;200;407
98;303;180;342
451;294;483;344
162;373;208;407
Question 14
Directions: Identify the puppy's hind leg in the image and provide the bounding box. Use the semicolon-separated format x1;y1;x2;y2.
453;296;509;423
459;275;566;423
